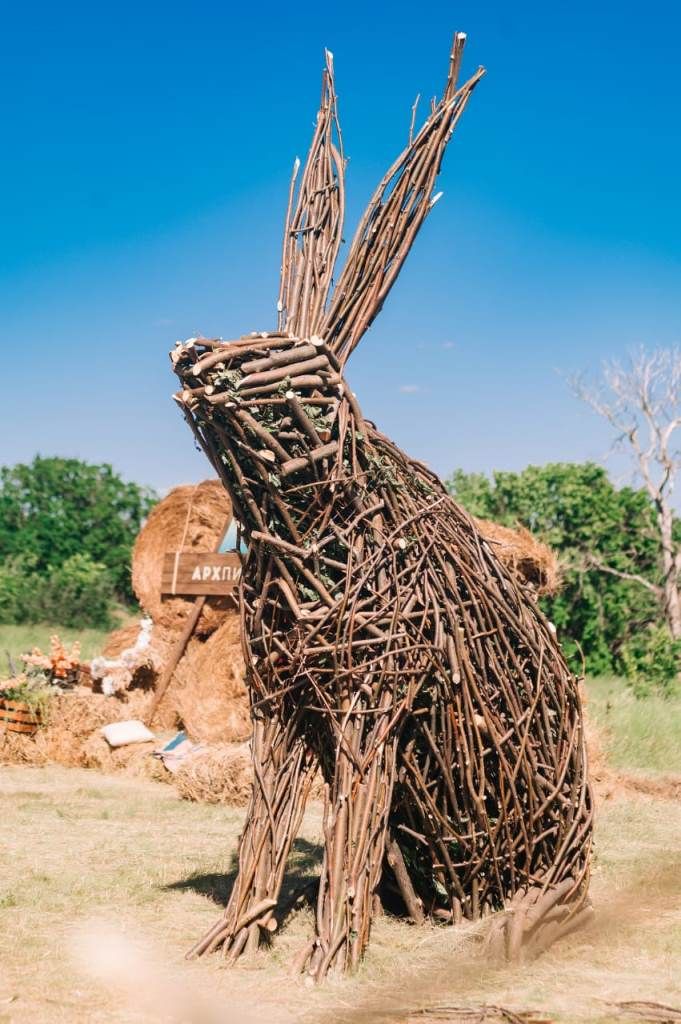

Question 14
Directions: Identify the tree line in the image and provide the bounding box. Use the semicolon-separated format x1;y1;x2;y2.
0;456;157;628
448;462;679;694
1;348;679;692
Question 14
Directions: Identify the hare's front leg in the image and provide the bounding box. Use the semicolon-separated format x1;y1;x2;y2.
186;712;314;961
303;710;398;981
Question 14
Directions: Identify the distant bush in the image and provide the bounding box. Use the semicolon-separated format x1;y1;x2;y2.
40;554;115;628
0;553;115;629
0;556;37;625
447;462;662;680
0;455;157;604
620;625;681;698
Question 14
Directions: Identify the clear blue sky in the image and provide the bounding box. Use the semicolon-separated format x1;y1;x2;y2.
2;0;680;492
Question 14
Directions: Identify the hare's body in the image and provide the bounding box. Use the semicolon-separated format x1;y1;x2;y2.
172;38;592;981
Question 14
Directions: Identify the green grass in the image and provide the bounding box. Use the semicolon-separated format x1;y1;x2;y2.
586;675;681;775
0;622;111;674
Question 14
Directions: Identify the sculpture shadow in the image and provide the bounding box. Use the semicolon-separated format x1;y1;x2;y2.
163;836;323;910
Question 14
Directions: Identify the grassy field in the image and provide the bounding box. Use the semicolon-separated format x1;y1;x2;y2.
587;676;681;775
0;623;111;673
1;630;680;1022
0;766;680;1024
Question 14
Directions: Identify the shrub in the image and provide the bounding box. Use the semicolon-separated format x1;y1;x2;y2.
39;555;115;629
0;556;39;624
620;624;681;698
447;463;661;677
0;456;157;603
0;554;115;629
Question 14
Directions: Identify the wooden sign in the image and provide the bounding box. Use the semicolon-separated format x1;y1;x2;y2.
161;551;243;597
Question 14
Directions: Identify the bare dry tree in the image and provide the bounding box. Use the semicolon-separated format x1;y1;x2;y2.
571;346;681;639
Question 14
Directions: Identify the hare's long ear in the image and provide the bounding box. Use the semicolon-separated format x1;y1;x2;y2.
277;50;345;338
322;34;484;366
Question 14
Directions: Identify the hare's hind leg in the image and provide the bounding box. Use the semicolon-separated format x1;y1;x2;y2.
485;876;593;962
301;714;398;982
186;712;314;961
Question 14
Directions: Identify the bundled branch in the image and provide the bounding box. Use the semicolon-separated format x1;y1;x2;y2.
169;34;592;983
322;33;484;365
278;49;344;338
172;332;592;978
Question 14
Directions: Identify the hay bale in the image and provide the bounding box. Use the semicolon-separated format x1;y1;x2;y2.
174;743;253;805
0;728;49;766
81;731;167;781
0;690;155;769
97;614;248;738
132;480;234;636
474;517;560;597
171;616;250;744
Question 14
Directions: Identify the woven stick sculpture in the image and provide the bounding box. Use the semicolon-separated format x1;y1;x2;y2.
171;36;593;982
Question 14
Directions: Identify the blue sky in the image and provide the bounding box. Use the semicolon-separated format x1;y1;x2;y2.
2;0;680;492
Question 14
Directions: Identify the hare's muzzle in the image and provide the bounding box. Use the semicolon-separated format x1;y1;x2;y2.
171;332;346;481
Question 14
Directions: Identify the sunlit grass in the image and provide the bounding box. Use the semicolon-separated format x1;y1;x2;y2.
0;620;127;674
0;622;109;670
1;767;680;1023
586;676;681;775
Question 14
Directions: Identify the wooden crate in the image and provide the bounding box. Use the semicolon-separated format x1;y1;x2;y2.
0;698;40;735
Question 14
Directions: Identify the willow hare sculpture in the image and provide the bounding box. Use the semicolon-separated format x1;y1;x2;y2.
171;36;593;982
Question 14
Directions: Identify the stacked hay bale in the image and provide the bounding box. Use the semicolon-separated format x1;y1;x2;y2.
473;516;560;598
0;689;163;780
98;479;249;743
174;743;253;805
1;480;250;802
132;480;235;637
171;616;250;743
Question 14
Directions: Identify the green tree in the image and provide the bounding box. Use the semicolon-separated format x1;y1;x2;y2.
0;552;116;628
0;456;157;604
571;347;681;640
447;463;661;676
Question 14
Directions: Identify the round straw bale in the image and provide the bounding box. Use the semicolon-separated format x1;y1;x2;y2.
174;743;253;805
132;480;234;636
171;615;250;744
474;517;560;598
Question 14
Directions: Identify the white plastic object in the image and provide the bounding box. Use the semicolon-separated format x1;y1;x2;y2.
101;720;155;748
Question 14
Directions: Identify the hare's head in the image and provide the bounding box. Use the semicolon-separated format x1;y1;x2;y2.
172;37;483;536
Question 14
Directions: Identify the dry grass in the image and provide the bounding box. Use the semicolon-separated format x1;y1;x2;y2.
0;766;680;1024
473;517;560;597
